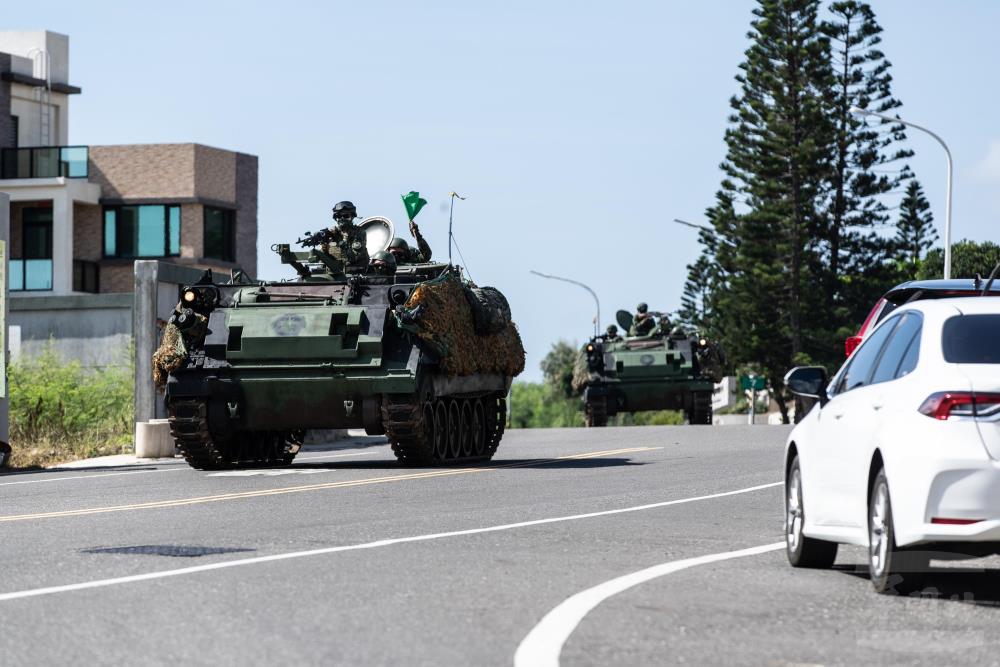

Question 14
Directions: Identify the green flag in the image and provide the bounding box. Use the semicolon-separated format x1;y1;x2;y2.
401;191;427;221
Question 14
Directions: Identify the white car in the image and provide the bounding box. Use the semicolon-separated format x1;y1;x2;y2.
783;296;1000;593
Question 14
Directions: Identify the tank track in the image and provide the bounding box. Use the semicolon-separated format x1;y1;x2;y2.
383;391;506;465
688;391;713;425
167;398;302;470
585;398;608;427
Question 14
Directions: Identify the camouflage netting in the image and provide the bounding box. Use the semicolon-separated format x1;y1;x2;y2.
152;323;185;387
152;309;208;387
571;349;590;394
404;274;525;377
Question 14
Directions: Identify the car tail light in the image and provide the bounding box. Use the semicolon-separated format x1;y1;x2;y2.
845;335;862;357
918;392;1000;420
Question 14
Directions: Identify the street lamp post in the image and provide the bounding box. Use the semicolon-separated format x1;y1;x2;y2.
529;270;601;338
849;106;953;279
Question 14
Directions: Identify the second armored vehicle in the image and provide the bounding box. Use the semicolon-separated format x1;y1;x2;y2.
575;310;726;426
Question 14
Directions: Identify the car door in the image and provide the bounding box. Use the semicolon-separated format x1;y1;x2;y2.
842;313;923;518
809;316;901;528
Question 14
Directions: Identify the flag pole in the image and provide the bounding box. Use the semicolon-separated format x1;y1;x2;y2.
448;191;466;266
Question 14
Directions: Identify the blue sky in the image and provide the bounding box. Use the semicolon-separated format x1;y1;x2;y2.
14;1;1000;381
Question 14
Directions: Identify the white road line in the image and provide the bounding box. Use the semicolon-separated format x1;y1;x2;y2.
0;481;782;603
0;451;372;487
513;542;785;667
0;467;188;487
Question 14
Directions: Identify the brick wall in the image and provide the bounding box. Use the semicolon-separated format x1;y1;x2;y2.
235;152;258;277
180;203;203;259
194;144;237;202
89;144;196;199
100;264;134;294
73;202;101;261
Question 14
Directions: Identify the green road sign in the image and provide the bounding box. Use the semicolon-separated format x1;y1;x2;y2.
739;375;766;391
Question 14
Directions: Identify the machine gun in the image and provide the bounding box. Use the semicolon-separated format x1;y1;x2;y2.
296;228;338;248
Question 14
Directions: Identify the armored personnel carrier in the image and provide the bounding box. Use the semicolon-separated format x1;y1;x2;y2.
575;310;726;427
157;217;525;470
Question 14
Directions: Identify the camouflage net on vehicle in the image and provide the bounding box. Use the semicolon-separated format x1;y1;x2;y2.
152;323;185;387
571;349;590;394
152;310;208;387
403;274;525;377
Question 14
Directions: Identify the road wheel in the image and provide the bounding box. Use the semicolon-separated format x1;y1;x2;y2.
459;400;474;457
786;456;838;568
471;399;486;456
447;400;461;460
433;401;448;461
0;442;10;469
869;468;927;594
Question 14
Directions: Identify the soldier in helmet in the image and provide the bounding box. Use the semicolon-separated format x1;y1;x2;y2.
327;201;370;272
367;250;397;277
605;324;623;342
629;302;656;336
387;220;433;265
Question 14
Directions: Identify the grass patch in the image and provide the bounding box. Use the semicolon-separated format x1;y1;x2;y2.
7;345;133;469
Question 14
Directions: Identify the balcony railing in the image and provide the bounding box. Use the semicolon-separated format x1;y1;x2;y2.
0;146;88;179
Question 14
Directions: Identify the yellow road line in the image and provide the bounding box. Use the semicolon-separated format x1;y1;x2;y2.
0;446;659;523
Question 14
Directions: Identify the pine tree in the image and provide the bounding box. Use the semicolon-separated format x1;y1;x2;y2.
703;0;835;422
894;179;937;272
821;1;912;335
678;254;715;332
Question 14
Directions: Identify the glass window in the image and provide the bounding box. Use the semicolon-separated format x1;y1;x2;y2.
870;313;923;384
103;205;180;258
10;208;54;292
837;316;901;393
895;329;921;379
104;210;117;256
204;207;235;262
942;315;1000;364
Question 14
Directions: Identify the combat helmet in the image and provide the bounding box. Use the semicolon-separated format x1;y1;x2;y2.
387;237;410;261
636;302;648;314
332;200;358;224
369;250;397;275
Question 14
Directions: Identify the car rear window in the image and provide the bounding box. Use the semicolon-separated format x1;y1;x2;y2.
942;314;1000;364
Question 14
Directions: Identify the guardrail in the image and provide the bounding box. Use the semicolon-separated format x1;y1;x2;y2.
0;146;88;179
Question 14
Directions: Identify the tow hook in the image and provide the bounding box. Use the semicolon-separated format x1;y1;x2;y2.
344;400;355;417
227;401;240;419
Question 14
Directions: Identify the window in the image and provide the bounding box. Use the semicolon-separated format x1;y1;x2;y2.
10;115;17;147
870;313;922;384
836;316;901;393
204;207;235;262
942;315;1000;364
10;207;53;291
103;205;180;258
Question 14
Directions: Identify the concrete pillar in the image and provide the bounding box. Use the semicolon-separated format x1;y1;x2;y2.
0;192;9;457
51;190;73;294
133;260;158;426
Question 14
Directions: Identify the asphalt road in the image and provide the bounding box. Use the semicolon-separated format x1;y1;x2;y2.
2;425;999;666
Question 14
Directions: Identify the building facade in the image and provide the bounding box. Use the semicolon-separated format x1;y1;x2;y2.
0;30;258;365
0;30;258;298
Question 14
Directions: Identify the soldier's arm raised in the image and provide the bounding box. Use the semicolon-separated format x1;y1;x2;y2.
409;220;433;262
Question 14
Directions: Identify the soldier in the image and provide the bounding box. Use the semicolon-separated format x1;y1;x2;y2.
387;219;433;264
629;302;656;336
605;324;623;342
368;250;397;277
327;201;369;271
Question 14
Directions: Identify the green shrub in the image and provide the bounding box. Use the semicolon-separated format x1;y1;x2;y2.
8;344;133;468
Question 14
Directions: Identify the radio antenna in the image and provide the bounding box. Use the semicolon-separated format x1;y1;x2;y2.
448;191;466;266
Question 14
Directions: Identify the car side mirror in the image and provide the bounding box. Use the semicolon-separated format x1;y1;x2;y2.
784;366;829;407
